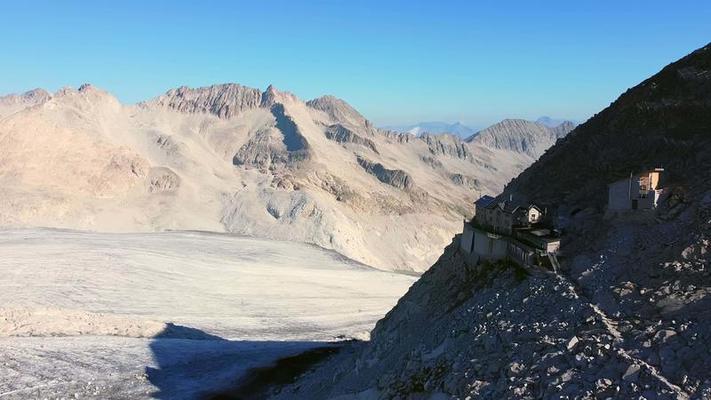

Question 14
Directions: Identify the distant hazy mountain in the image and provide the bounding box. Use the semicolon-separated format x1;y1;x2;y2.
536;116;574;128
383;121;476;137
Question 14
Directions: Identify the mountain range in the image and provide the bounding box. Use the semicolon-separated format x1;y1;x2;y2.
385;117;575;139
383;121;477;137
0;84;573;272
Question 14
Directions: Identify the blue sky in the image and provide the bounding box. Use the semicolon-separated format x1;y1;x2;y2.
1;1;710;127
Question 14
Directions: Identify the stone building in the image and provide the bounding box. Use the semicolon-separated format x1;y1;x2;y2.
608;168;664;211
461;195;561;270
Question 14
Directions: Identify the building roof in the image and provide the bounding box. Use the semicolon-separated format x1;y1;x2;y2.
528;204;543;213
474;195;496;208
478;196;544;216
493;199;530;214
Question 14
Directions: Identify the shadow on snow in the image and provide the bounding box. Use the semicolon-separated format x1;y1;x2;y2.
145;323;340;400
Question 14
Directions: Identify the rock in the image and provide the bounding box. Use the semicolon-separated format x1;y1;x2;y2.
151;83;262;118
324;124;378;153
561;370;575;382
653;329;677;344
622;364;641;382
567;336;580;350
595;377;613;390
356;156;414;191
147;167;180;193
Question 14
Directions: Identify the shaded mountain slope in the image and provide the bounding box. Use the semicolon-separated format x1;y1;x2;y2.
503;43;711;209
272;42;711;399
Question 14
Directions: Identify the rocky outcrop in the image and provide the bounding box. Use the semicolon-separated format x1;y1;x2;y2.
0;88;51;117
0;88;51;107
377;129;414;144
271;104;309;153
260;84;299;108
232;129;274;169
356;156;414;191
467;119;575;157
149;83;263;118
324;124;378;153
550;120;577;138
419;133;473;160
306;95;370;127
449;173;480;189
147;167;180;193
420;155;443;169
232;104;310;170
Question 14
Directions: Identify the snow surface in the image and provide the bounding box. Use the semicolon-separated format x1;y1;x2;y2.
0;229;415;399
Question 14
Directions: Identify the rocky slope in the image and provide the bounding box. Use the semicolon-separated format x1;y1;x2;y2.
270;43;711;398
0;88;51;118
502;43;711;209
466;119;575;157
0;83;562;272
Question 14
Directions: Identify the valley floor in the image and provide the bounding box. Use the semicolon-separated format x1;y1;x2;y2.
0;229;415;399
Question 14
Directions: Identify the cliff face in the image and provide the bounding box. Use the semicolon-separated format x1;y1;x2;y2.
148;84;263;119
273;43;711;399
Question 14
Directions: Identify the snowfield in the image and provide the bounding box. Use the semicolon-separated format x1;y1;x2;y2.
0;229;415;399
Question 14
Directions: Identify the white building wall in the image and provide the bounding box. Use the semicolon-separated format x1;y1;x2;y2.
546;240;561;253
609;178;634;210
528;208;541;224
460;223;474;254
609;176;663;211
472;228;507;260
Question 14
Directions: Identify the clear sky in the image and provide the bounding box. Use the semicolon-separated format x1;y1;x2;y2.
1;1;710;128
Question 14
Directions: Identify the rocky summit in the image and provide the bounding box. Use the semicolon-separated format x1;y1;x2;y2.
466;119;576;157
270;43;711;399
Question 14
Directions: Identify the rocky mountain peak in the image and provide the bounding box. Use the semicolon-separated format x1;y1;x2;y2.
0;88;52;118
306;95;369;127
78;83;94;93
149;83;263;119
551;120;577;137
260;84;298;107
0;88;51;106
48;84;121;112
466;118;575;157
